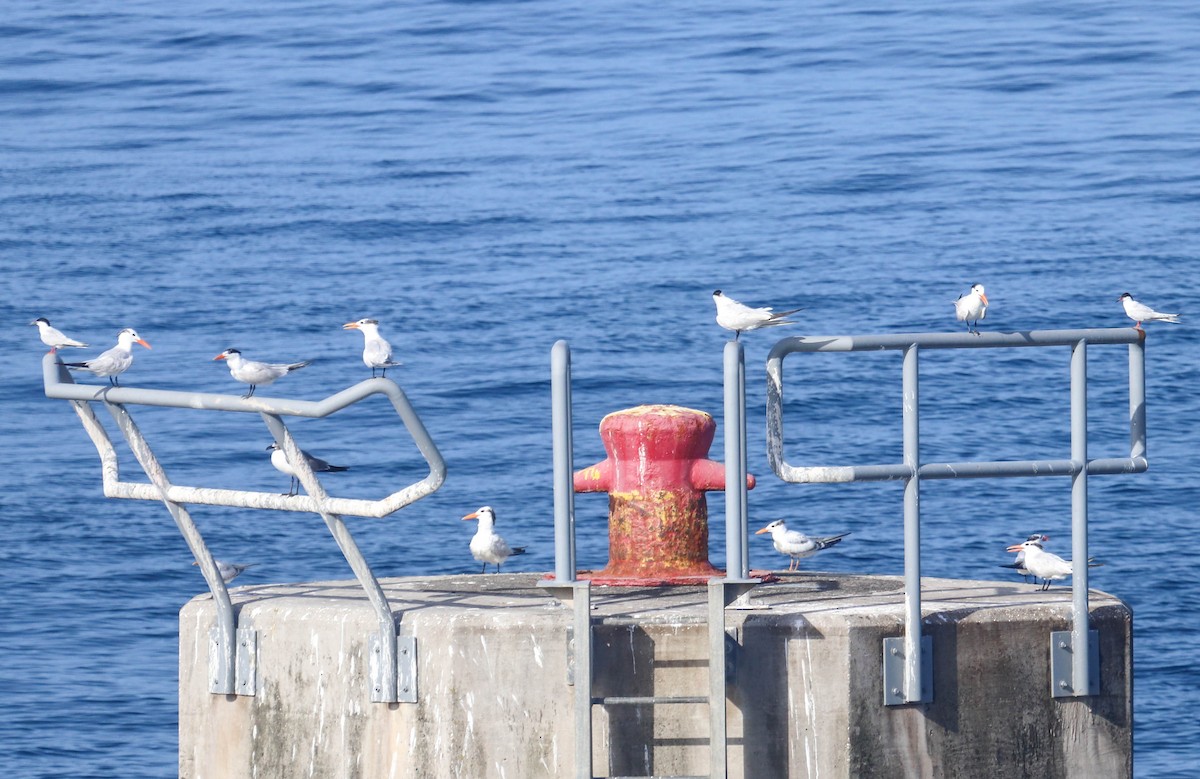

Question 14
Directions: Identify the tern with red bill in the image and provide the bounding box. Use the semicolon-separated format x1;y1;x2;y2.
62;327;150;386
953;283;988;334
712;290;803;340
30;317;89;353
342;318;403;377
462;506;526;573
214;348;310;398
755;519;849;572
1117;292;1180;330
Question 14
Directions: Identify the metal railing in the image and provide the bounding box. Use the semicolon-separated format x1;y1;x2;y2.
544;340;753;779
765;328;1148;703
42;353;445;703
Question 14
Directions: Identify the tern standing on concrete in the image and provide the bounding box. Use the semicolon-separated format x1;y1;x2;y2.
999;533;1049;584
755;519;849;572
1006;539;1074;590
462;506;526;573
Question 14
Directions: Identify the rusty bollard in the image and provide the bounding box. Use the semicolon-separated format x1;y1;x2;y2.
574;404;755;585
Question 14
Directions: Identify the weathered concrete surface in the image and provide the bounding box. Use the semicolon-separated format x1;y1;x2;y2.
179;573;1131;778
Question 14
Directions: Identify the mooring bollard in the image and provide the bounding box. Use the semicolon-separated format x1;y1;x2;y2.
573;404;755;584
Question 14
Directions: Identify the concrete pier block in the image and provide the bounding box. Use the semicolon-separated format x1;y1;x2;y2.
179;573;1131;778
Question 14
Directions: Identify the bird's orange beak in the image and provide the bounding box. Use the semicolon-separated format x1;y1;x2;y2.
213;353;227;361
1006;543;1024;553
462;511;479;521
342;322;360;330
980;293;989;306
755;525;771;535
137;339;151;349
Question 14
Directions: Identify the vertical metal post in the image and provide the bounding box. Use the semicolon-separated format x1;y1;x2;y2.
708;580;729;779
552;340;577;582
1070;340;1092;695
901;344;923;703
571;581;593;779
1129;338;1146;461
724;341;749;579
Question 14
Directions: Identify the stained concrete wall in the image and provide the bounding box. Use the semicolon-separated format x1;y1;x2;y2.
179;573;1131;778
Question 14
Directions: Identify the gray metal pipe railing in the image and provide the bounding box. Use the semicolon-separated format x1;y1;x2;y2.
766;327;1148;702
901;344;921;702
42;352;446;703
43;355;445;519
723;341;751;581
550;340;577;584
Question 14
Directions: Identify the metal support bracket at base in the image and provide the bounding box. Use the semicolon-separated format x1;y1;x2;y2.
210;627;257;696
371;633;418;703
1050;630;1099;698
883;635;933;705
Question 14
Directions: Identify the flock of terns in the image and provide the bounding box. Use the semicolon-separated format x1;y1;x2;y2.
30;316;403;394
32;284;1180;584
713;285;1181;338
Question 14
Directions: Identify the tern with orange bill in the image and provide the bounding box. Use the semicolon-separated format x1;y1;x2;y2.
343;318;403;377
462;506;526;573
214;348;310;398
755;519;849;572
953;283;988;334
999;533;1049;584
62;328;150;386
1005;538;1074;591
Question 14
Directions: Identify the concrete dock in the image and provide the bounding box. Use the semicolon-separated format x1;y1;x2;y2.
179;572;1131;778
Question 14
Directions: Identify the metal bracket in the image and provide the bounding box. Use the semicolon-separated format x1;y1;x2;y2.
209;627;257;696
565;626;576;686
883;635;933;705
371;633;417;703
1050;630;1099;698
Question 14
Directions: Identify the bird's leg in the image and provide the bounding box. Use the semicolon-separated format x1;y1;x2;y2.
480;563;486;574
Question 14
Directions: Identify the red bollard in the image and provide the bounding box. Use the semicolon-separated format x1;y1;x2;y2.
574;404;755;585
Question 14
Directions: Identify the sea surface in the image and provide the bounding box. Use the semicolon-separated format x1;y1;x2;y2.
2;1;1198;776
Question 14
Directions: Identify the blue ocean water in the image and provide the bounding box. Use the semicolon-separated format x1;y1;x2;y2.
1;1;1198;775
